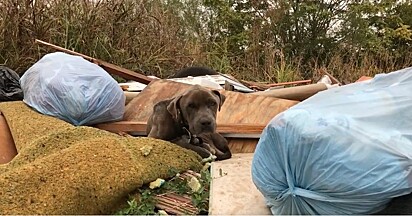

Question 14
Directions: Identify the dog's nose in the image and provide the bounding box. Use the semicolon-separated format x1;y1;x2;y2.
200;120;212;126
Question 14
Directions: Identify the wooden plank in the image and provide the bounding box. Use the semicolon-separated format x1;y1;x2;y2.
94;121;266;139
322;69;342;85
240;79;312;91
124;92;140;105
267;79;312;87
95;121;147;134
123;79;298;153
98;61;153;84
227;138;258;153
155;193;198;215
240;80;270;91
35;39;153;84
216;88;298;124
251;83;327;101
95;120;259;153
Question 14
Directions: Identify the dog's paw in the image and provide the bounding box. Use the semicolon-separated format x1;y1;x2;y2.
181;134;191;144
202;143;216;155
191;135;202;145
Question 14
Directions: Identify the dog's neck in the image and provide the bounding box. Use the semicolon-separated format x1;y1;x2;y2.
177;108;189;128
177;108;193;139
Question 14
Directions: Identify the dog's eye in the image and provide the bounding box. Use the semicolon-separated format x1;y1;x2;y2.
188;103;196;109
209;101;217;107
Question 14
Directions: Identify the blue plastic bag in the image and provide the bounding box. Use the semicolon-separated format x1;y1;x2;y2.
252;67;412;215
20;52;125;125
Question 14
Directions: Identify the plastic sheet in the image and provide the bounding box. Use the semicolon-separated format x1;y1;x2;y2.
20;52;125;125
252;67;412;214
0;66;23;101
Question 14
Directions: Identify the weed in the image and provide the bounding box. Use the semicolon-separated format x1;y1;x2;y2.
116;169;212;215
191;170;212;213
116;189;157;215
162;177;190;195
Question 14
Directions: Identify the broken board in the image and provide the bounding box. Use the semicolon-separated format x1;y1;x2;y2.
124;79;299;153
209;153;271;215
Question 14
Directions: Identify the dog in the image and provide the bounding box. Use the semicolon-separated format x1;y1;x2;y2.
170;66;218;78
146;85;231;160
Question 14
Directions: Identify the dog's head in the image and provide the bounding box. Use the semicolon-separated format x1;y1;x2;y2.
167;85;225;135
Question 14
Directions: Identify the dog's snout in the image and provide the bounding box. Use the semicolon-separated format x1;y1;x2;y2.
193;117;215;134
201;120;212;126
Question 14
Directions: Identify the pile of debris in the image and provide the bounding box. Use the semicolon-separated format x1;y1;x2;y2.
0;40;336;215
1;39;409;215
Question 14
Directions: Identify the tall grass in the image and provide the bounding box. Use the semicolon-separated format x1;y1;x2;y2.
0;0;411;82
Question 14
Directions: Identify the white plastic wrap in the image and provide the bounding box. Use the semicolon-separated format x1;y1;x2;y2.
20;52;125;125
252;67;412;214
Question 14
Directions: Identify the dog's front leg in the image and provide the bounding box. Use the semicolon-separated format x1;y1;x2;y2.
171;135;213;158
210;133;232;160
193;135;216;155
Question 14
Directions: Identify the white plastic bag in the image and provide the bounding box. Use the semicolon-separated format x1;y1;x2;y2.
20;52;125;125
252;67;412;215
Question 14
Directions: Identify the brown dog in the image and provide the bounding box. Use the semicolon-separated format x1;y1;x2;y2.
146;85;231;160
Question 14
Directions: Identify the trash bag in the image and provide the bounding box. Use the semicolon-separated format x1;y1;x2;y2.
0;66;23;101
20;52;125;126
251;67;412;215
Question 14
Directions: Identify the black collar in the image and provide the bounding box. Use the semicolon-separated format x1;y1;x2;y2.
177;108;194;141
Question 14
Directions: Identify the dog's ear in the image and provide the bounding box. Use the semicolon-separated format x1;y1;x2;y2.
167;95;182;121
212;90;226;111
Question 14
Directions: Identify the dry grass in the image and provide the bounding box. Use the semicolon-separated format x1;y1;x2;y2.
0;0;411;83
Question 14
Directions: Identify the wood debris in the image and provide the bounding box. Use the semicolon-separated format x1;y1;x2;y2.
35;39;153;84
